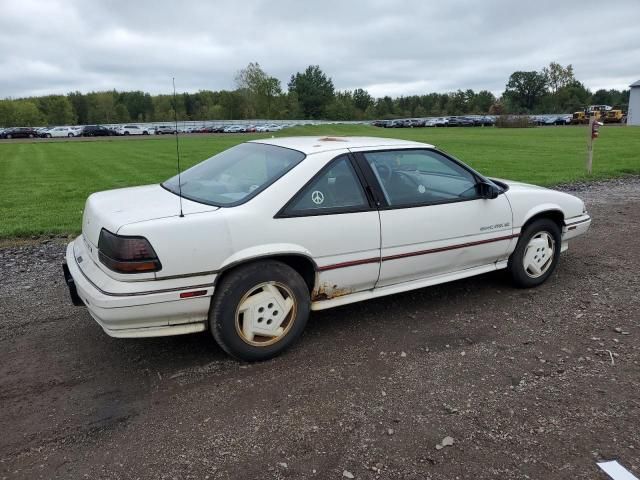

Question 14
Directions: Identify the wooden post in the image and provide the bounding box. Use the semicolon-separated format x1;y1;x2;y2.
586;116;594;174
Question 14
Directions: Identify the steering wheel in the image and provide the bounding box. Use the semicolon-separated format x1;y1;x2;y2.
374;162;393;182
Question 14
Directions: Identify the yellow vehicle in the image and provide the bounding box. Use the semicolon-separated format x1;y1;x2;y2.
570;105;625;125
602;109;625;123
570;110;602;125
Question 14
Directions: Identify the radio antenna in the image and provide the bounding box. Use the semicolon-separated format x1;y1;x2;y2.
172;77;184;218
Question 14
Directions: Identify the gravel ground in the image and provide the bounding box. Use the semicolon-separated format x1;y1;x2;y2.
1;177;639;480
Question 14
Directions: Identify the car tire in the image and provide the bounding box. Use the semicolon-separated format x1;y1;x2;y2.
209;260;310;361
68;133;74;137
7;134;12;139
46;133;52;138
29;134;34;138
507;218;561;288
124;131;129;135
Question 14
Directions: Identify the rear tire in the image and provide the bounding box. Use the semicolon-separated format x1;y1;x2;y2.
209;260;310;361
508;219;561;288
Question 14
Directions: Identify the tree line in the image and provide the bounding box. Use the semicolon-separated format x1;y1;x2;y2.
0;62;630;127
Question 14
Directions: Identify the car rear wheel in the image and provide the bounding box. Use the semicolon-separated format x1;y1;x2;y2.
7;134;12;139
209;260;310;361
508;219;561;288
68;133;74;137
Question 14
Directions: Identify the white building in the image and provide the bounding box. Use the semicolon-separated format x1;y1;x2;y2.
629;80;640;126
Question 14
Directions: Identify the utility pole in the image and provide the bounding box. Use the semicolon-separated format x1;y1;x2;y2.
586;116;594;175
586;114;601;174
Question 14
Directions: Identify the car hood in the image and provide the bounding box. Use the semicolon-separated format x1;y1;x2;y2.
493;178;547;191
82;184;218;246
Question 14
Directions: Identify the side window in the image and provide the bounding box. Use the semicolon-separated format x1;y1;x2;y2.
363;149;478;207
284;155;369;215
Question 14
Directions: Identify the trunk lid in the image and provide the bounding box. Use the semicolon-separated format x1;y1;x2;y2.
82;184;218;246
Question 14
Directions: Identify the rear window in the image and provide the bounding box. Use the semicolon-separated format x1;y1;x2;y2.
162;142;305;207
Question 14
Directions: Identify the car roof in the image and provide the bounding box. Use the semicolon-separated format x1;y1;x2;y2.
250;136;433;154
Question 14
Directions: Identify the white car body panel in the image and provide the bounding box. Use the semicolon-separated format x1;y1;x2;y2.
118;125;148;135
375;198;514;286
49;126;77;137
64;136;591;338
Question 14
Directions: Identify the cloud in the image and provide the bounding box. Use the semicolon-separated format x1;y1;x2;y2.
0;0;638;99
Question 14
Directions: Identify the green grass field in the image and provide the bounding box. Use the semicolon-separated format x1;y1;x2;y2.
1;125;638;238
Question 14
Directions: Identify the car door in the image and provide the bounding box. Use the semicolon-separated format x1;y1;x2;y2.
351;147;514;288
275;153;381;297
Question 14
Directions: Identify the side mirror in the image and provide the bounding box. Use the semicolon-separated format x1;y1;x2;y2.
478;181;500;199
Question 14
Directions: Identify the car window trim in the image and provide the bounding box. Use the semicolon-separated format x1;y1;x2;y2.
275;152;376;219
352;147;489;210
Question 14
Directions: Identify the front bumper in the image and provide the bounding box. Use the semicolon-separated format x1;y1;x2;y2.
561;214;591;251
562;214;591;240
64;237;215;338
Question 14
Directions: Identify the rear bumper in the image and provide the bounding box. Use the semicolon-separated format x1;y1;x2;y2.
62;262;84;306
64;237;214;338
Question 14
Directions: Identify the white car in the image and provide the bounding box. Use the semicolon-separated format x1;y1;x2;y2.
118;125;150;136
223;125;245;133
47;126;79;138
63;136;591;361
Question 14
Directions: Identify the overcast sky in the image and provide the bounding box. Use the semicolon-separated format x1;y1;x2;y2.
1;0;639;99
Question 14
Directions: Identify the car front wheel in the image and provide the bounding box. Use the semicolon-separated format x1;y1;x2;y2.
209;260;310;361
508;218;561;288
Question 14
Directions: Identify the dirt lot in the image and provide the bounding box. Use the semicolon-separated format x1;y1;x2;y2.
1;178;639;480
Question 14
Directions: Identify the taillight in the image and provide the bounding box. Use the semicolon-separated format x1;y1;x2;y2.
98;229;162;273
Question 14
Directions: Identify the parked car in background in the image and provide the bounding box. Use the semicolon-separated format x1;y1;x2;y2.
223;125;245;133
551;115;572;125
47;126;79;138
433;117;449;127
81;125;116;137
1;127;39;138
387;119;405;128
63;136;591;361
155;125;177;135
118;125;150;135
447;116;475;127
479;116;496;126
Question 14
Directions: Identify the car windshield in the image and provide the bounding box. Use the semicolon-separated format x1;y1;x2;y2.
162;142;305;207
